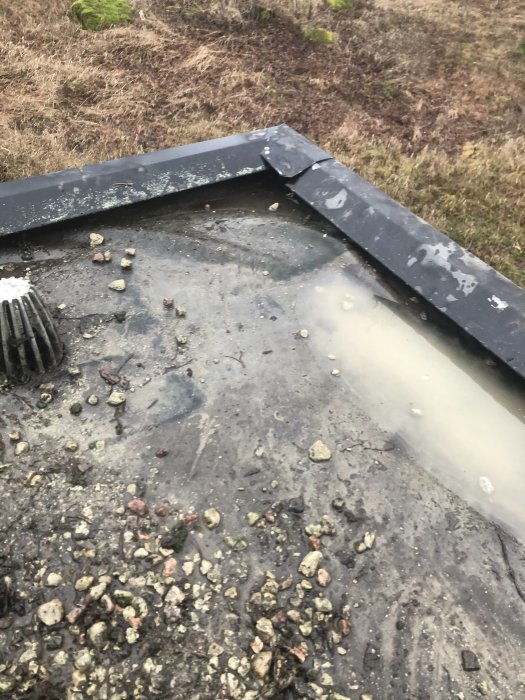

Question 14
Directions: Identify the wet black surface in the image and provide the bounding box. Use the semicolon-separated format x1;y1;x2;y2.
0;176;524;699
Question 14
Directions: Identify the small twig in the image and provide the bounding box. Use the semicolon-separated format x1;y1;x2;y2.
344;440;395;453
443;665;453;693
7;393;33;411
495;525;525;604
365;443;395;452
223;351;245;368
65;514;92;525
58;314;113;321
119;525;127;561
117;353;134;373
163;359;193;374
344;441;365;450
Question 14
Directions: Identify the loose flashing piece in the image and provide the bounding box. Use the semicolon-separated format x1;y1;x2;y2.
0;125;523;379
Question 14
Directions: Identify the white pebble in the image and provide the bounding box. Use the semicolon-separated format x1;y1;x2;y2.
479;476;494;495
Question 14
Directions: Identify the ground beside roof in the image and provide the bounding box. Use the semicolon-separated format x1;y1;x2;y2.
0;0;524;284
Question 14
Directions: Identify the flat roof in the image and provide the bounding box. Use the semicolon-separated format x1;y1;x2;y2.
1;125;524;380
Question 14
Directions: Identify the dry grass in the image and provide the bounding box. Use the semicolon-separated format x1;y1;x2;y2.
327;129;525;284
0;0;523;284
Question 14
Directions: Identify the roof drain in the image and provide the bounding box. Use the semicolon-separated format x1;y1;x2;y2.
0;277;63;382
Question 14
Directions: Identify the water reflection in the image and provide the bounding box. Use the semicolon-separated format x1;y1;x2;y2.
300;272;525;542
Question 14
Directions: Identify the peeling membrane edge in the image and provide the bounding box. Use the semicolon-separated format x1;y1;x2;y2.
0;124;523;380
260;128;333;178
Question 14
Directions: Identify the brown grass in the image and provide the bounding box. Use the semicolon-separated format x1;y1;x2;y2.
0;0;523;284
327;129;525;284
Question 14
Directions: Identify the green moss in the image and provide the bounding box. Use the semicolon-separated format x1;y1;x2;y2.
326;0;353;8
258;6;274;21
513;41;525;59
301;27;335;44
382;80;401;98
70;0;133;31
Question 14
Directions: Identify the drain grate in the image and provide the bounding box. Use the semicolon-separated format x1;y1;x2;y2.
0;277;63;381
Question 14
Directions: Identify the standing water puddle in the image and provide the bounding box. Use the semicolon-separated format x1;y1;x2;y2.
299;272;525;542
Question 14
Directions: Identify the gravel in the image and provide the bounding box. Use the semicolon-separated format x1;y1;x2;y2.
89;233;104;247
107;390;126;406
308;440;332;462
36;599;64;626
298;551;323;577
203;507;221;529
108;279;126;292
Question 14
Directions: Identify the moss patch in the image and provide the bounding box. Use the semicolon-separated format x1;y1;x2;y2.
70;0;133;31
326;0;353;8
514;41;525;59
301;26;334;44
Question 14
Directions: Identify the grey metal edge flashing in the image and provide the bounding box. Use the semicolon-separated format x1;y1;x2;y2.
0;124;330;236
286;158;525;379
260;127;333;178
0;123;523;380
0;126;285;237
